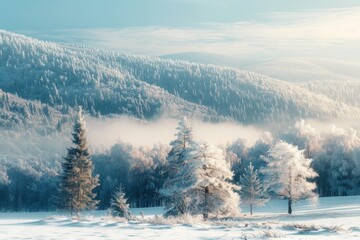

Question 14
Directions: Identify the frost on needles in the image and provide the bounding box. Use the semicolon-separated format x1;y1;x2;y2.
160;118;240;219
58;108;100;216
160;117;194;216
110;184;130;219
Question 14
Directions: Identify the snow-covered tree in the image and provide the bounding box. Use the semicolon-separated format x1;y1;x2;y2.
318;126;360;196
160;117;194;216
110;185;130;219
58;108;99;215
262;141;318;214
239;162;268;215
281;120;321;158
169;141;240;219
167;117;194;175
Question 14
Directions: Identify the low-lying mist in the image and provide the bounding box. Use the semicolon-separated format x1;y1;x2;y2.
86;116;262;150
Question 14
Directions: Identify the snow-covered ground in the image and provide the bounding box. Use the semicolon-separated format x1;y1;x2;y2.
0;196;359;240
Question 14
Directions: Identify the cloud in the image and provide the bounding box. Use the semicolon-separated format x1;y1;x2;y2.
26;7;360;61
85;116;262;150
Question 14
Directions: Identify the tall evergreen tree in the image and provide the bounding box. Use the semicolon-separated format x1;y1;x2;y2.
262;141;318;214
160;117;194;216
239;162;268;215
110;184;130;219
59;108;99;215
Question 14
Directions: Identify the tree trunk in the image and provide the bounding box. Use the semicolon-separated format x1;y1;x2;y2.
203;186;209;220
77;182;81;214
250;203;253;215
70;204;74;216
14;177;19;212
288;198;292;214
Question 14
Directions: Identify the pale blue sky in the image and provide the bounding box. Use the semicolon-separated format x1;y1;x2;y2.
2;0;359;30
1;0;360;60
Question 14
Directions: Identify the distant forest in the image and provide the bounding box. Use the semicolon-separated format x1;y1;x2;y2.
0;119;359;212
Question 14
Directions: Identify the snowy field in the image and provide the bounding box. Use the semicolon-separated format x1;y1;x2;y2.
0;196;359;240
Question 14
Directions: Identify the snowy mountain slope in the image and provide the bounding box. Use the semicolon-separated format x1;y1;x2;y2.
162;53;360;82
0;30;218;121
95;53;360;123
242;58;360;108
1;30;360;125
162;53;360;112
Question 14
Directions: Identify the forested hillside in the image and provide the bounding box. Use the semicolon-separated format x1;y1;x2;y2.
0;31;218;122
1;30;360;126
0;89;70;134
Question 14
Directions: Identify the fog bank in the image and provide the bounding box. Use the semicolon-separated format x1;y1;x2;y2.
86;116;262;150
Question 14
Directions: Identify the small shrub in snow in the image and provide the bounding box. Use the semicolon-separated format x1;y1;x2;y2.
284;223;347;233
255;230;285;239
145;213;204;226
101;215;128;223
110;185;130;219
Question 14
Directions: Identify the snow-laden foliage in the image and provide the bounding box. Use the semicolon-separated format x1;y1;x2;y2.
318;126;360;196
168;141;240;218
110;185;130;219
279;120;360;196
262;141;318;214
167;117;194;177
160;117;194;216
239;163;268;215
58;109;99;215
280;120;321;158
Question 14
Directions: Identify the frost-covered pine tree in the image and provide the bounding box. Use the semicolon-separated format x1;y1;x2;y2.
167;117;194;176
172;141;240;219
239;162;268;215
59;107;99;216
160;117;194;216
110;185;130;219
262;141;318;214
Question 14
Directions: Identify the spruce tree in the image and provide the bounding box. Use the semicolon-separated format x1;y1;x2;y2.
239;162;268;215
59;108;99;216
110;185;130;219
160;117;194;216
262;141;318;214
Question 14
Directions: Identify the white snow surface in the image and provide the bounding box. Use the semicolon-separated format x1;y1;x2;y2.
0;196;359;239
